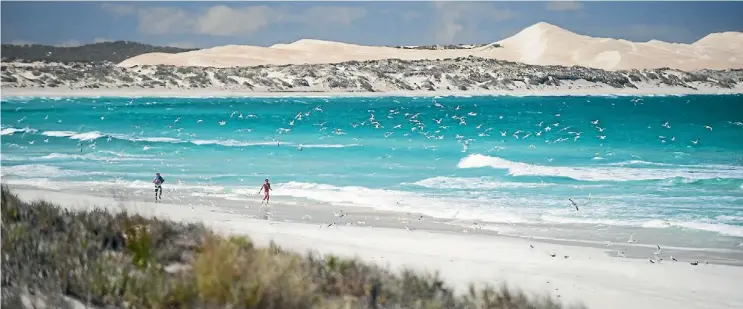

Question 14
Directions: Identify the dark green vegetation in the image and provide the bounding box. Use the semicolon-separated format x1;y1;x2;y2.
1;41;197;63
1;185;584;309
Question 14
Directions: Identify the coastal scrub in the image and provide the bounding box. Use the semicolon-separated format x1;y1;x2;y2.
1;185;583;309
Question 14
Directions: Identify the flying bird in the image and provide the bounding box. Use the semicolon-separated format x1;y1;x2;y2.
568;198;579;211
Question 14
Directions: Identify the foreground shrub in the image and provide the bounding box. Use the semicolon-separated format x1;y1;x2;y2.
1;185;584;308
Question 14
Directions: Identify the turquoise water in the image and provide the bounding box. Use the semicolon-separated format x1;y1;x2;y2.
2;94;743;240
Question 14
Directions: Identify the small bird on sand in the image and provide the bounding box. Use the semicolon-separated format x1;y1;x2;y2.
628;233;637;243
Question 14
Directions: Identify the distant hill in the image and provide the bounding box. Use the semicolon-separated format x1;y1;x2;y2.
1;41;198;63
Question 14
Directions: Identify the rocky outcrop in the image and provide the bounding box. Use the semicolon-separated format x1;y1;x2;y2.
2;57;742;92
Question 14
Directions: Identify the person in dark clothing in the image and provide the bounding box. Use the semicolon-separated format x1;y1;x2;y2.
153;172;165;202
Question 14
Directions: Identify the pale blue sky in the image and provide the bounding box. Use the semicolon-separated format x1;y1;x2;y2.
2;1;742;48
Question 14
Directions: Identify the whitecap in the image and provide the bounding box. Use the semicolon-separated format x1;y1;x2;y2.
42;130;103;141
0;164;88;178
1;127;38;135
457;153;743;182
410;176;553;190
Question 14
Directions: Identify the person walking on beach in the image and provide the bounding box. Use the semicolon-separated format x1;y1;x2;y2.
153;172;165;202
259;178;272;205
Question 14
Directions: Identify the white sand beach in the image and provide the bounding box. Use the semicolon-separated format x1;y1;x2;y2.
8;185;743;309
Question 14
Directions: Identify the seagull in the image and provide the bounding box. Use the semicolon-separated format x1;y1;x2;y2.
628;233;637;243
333;210;346;217
568;198;579;211
591;120;599;125
218;120;226;126
704;125;713;131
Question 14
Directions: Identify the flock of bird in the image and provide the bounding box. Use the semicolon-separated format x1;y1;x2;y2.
6;97;731;158
187;97;728;158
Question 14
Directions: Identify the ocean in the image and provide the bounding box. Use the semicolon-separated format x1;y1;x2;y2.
2;94;743;249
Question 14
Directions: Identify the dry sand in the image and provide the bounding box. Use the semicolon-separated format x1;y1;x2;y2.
119;22;743;71
10;186;743;309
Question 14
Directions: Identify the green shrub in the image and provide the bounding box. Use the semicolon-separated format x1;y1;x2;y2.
1;185;583;309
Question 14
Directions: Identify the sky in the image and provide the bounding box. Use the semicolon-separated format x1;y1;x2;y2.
2;1;742;48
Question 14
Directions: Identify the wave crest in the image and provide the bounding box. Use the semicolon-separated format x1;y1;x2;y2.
457;154;743;182
15;128;361;149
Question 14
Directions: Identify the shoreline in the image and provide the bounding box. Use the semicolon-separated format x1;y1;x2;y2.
2;86;743;98
6;182;742;266
7;184;743;309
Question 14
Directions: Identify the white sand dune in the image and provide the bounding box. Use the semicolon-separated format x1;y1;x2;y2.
119;22;743;71
11;188;743;309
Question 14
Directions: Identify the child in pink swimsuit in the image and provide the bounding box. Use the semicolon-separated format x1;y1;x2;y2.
259;178;271;204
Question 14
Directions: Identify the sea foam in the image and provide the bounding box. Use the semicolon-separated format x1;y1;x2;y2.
457;154;743;181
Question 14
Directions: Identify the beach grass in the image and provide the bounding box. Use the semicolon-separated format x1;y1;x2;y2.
1;185;583;309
